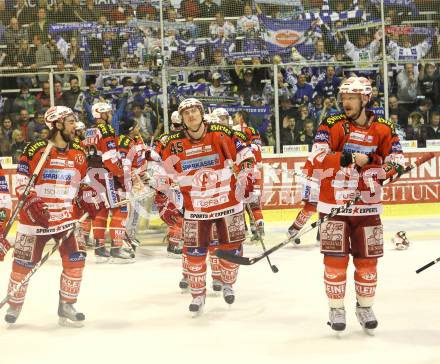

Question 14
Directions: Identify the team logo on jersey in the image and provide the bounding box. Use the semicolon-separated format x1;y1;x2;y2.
193;194;229;208
0;177;9;193
324;113;345;126
314;130;329;143
209;123;233;136
75;154;85;164
24;140;47;158
106;141;116;149
181;154;220;172
50;159;68;167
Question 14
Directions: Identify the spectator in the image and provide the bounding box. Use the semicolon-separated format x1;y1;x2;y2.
293;74;314;106
54;58;71;86
388;94;409;127
199;0;220;18
344;30;381;66
389;112;406;141
315;66;341;98
14;108;34;142
28;8;50;43
67;37;82;66
279;94;297;121
0;117;14;142
54;81;64;103
237;4;260;34
180;0;201;19
418;62;439;104
38;125;50;141
33;34;52;84
425;111;440;140
84;83;101;106
78;0;100;21
405;111;426;145
49;0;71;23
131;103;160;142
14;38;36;88
281;116;298;147
0;90;14;116
236;68;263;105
46;37;63;63
12;86;39;115
261;123;276;147
298;119;315;151
209;12;235;39
35;81;51;111
60;76;84;110
4;17;28;52
396;63;419;109
30;111;46;140
208;72;229;97
308;39;334;62
8;0;34;26
10;129;27;163
414;98;432;126
388;34;433;61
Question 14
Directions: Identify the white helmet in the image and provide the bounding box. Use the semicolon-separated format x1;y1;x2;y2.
44;106;75;130
92;102;112;119
205;113;221;123
339;76;372;100
75;121;86;131
178;98;204;116
170;111;182;125
212;108;233;126
391;231;410;250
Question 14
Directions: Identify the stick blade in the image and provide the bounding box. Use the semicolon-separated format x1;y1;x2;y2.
215;250;252;265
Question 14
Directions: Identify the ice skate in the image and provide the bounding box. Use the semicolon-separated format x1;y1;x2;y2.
58;299;85;328
189;295;205;317
212;279;222;294
4;305;22;324
110;247;135;264
356;303;378;334
179;277;189;293
327;307;346;332
94;243;110;263
287;225;301;245
223;284;235;305
167;241;182;258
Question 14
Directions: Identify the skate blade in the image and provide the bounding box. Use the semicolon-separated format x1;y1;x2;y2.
180;288;190;294
362;327;376;336
95;256;110;264
58;317;84;328
167;252;182;259
109;257;136;264
191;308;204;318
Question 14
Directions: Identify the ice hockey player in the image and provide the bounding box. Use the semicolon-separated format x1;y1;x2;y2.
4;106;105;327
308;77;404;333
228;109;264;242
0;161;12;261
81;102;132;263
154;98;255;315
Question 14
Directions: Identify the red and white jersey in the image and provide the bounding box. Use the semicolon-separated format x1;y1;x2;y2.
158;123;254;220
81;123;122;177
233;124;262;164
16;140;87;235
0;168;12;231
309;112;404;216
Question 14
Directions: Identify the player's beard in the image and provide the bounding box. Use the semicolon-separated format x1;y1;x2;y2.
61;129;74;143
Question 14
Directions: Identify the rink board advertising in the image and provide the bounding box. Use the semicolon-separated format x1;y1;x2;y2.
2;151;440;210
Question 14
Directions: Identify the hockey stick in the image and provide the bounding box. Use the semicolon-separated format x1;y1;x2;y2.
3;142;54;237
416;258;440;274
216;152;435;266
245;204;279;273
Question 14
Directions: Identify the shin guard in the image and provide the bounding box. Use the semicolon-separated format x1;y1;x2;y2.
323;255;349;308
354;258;378;307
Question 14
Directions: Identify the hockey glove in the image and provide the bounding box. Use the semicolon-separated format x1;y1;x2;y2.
155;192;182;226
22;191;50;229
0;227;11;261
76;185;107;219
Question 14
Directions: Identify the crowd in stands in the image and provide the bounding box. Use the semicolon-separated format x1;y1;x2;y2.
1;0;440;162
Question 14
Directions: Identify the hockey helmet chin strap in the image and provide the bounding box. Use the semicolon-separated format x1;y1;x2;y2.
184;118;205;134
347;96;368;124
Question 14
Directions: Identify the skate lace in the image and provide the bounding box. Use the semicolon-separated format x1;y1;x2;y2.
357;306;376;323
330;308;346;323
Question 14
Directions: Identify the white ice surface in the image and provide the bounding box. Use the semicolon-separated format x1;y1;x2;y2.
0;217;439;364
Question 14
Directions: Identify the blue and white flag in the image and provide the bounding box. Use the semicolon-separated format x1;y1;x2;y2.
258;14;313;56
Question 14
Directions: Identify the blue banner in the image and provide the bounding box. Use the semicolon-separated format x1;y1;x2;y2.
258;14;313;56
369;0;418;15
